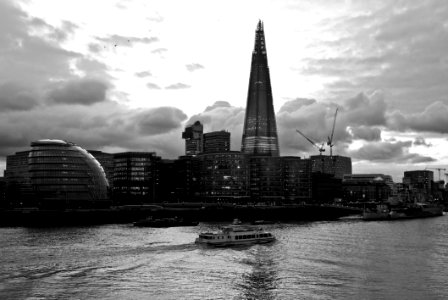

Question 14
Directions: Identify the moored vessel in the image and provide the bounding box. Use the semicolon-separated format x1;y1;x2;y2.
195;224;275;246
363;202;444;221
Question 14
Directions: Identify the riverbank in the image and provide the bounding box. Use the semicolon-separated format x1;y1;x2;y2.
0;203;361;226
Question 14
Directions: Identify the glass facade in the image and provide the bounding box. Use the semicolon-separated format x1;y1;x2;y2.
28;139;109;208
112;152;160;204
249;156;283;202
241;21;279;156
4;151;34;207
182;121;203;156
342;174;393;202
198;152;250;202
203;131;230;153
310;155;352;179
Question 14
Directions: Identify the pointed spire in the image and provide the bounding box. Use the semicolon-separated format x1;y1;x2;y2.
253;20;266;55
257;19;263;31
241;21;279;156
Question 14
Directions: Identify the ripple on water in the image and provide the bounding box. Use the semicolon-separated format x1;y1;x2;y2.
1;218;448;299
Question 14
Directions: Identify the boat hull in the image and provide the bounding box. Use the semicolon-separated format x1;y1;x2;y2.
195;237;275;247
363;204;444;221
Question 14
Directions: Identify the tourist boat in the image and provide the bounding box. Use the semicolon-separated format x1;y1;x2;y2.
195;224;275;246
133;216;198;227
363;202;444;221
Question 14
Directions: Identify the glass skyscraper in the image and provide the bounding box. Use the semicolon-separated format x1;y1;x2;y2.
241;20;280;156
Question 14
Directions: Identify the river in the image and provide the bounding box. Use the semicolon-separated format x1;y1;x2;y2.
1;215;447;299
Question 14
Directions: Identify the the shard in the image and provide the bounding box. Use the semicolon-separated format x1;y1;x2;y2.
241;20;279;156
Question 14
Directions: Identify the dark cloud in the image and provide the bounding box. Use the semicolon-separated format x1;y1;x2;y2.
343;92;387;127
186;63;204;72
0;101;187;158
276;98;349;155
135;71;152;78
147;82;161;89
49;78;109;105
96;34;158;47
165;83;191;89
349;126;382;141
137;107;187;135
348;141;435;164
299;1;448;113
414;137;432;147
274;90;442;160
0;82;38;111
387;102;448;134
0;3;80;84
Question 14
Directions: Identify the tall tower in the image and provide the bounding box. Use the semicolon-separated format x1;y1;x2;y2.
182;121;203;156
241;20;279;156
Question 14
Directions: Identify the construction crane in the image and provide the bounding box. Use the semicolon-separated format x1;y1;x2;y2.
425;167;446;181
327;108;338;157
296;129;325;155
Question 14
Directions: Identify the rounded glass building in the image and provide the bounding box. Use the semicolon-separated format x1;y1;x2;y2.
28;139;109;209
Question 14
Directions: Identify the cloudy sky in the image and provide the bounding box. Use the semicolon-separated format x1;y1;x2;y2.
1;0;448;182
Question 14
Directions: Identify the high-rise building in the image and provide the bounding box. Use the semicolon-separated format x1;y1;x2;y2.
249;156;283;202
88;150;114;189
310;155;352;179
112;152;161;205
281;156;312;202
182;121;203;156
403;170;434;201
0;177;6;208
197;152;250;203
241;21;279;156
203;130;230;153
28;139;110;209
4;151;33;207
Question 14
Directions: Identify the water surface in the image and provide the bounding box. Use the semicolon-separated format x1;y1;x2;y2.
1;216;447;299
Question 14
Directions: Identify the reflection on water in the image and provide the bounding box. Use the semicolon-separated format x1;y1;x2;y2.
1;217;448;299
238;246;278;300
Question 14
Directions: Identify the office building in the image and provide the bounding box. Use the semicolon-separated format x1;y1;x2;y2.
182;121;203;156
112;152;161;204
281;156;312;202
89;150;114;189
4;151;33;207
203;131;230;153
28;139;110;209
197;152;250;203
0;177;6;207
342;174;394;202
249;156;283;203
173;155;201;202
310;155;352;179
403;170;434;202
241;21;279;156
